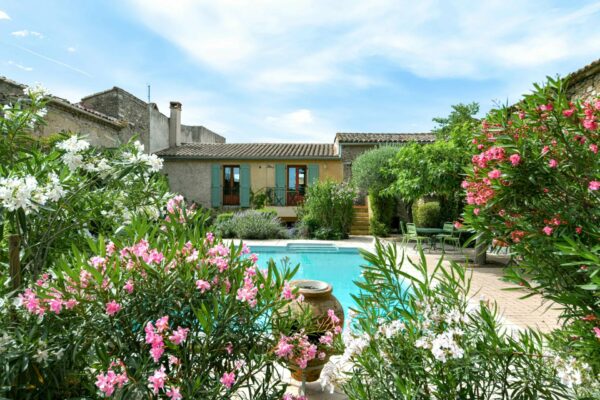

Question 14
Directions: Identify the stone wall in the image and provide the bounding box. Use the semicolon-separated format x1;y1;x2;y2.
181;125;225;144
149;105;169;153
566;60;600;101
162;160;212;207
81;88;150;148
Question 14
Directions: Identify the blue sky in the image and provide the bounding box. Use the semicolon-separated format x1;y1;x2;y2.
1;1;600;143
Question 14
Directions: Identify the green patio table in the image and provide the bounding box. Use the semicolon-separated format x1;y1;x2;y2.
415;227;445;250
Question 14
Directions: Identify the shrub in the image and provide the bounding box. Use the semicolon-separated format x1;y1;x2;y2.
351;146;399;193
216;209;288;239
368;217;388;237
250;190;268;209
322;242;599;399
299;180;356;240
412;200;441;227
462;77;600;373
1;196;335;398
0;87;169;277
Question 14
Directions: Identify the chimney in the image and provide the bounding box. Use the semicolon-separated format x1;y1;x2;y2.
169;101;182;147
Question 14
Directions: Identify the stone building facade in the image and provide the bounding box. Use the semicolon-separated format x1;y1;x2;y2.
0;76;225;152
566;58;600;101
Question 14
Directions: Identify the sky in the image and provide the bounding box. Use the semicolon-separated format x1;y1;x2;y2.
1;1;600;143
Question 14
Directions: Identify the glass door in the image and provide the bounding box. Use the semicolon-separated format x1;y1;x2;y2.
286;165;306;206
223;165;240;205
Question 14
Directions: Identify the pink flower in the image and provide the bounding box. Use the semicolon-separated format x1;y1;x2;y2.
241;243;251;254
150;346;164;363
168;327;190;345
590;144;598;154
488;169;501;179
282;282;294;300
96;371;116;396
562;109;575;117
65;299;78;309
155;316;169;332
275;336;294;359
509;154;521;166
106;241;116;256
220;371;236;389
454;221;463;229
517;111;525;119
593;327;600;339
583;118;598;131
195;279;211;293
49;298;63;314
548;159;558;168
542;226;553;236
105;300;122;317
225;342;234;355
473;208;480;216
205;231;215;244
328;309;341;325
541;146;550;155
250;253;259;263
123;280;134;294
148;366;167;394
576;226;583;234
589;181;600;191
166;387;183;400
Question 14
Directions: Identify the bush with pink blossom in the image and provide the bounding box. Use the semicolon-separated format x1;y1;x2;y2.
462;77;600;373
1;195;342;399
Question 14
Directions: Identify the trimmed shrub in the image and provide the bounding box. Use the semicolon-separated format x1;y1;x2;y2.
412;200;441;227
216;210;288;239
369;217;388;237
368;192;396;236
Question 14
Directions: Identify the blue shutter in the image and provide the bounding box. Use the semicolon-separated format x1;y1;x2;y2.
308;164;320;185
274;164;286;206
210;164;222;207
240;164;250;207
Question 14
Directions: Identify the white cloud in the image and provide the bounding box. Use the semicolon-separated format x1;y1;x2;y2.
263;109;333;142
0;10;10;20
126;0;600;87
11;30;44;39
67;46;77;53
8;60;33;72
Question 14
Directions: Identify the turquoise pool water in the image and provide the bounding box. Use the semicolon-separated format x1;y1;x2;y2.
251;244;365;315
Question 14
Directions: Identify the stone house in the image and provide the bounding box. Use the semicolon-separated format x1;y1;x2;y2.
566;58;600;101
0;76;224;151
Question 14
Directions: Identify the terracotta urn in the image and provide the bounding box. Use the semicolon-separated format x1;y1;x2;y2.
287;279;344;382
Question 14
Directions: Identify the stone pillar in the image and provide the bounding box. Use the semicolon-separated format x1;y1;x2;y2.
169;101;182;147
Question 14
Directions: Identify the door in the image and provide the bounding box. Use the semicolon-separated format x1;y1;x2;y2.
287;165;307;206
223;165;240;205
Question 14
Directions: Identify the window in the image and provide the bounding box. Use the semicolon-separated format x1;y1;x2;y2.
286;165;307;206
223;165;240;205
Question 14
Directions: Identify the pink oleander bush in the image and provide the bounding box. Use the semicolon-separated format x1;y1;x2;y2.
2;195;342;399
461;77;600;373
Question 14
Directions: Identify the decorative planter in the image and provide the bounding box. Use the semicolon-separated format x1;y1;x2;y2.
287;279;344;382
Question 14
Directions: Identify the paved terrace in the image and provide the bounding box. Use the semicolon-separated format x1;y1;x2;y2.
230;237;562;399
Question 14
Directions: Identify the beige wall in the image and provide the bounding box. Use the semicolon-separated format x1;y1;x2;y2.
161;158;343;209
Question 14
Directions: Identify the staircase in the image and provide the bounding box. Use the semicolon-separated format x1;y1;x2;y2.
350;206;370;235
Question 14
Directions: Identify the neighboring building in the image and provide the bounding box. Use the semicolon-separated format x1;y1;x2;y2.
0;76;224;152
334;132;435;181
566;58;600;101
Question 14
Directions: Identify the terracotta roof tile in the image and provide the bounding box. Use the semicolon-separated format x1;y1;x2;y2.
155;143;338;159
335;132;435;143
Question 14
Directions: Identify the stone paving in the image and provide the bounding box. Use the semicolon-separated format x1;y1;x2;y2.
231;237;563;399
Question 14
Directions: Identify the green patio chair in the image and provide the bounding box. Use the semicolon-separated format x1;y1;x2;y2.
435;222;461;252
404;223;428;250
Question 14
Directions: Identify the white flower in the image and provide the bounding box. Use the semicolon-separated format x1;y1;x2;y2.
133;140;145;153
378;319;405;339
144;154;163;172
42;172;65;202
24;83;50;97
0;175;44;214
56;136;90;153
34;348;49;363
62;152;83;171
554;357;586;389
36;107;47;118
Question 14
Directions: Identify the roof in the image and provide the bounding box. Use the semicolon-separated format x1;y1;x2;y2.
567;57;600;85
156;143;338;160
335;132;435;144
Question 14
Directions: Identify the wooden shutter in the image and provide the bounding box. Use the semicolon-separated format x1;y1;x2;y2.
274;164;286;206
308;164;320;185
240;164;250;207
210;164;222;207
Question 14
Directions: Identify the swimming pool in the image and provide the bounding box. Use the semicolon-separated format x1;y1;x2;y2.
251;243;366;315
